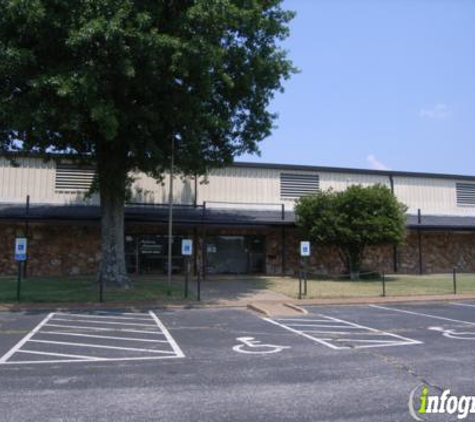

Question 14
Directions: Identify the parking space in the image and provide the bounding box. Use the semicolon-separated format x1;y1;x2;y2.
2;301;475;366
371;302;475;325
298;302;475;349
0;310;184;365
264;314;422;350
1;301;475;421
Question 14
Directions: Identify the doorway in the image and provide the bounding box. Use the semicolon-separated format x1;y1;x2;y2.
205;235;265;275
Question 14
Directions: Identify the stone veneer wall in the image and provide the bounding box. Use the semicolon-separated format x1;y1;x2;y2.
0;222;101;276
266;228;475;276
0;222;473;277
397;231;475;274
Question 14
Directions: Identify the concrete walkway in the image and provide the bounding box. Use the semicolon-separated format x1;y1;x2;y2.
189;278;290;303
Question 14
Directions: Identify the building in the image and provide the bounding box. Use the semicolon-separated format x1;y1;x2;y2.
0;154;474;277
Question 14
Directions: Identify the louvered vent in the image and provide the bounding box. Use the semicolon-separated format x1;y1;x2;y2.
280;173;320;199
55;164;95;191
456;183;475;206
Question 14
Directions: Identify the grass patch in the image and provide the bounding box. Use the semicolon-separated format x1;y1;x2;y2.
263;277;382;299
384;273;475;296
0;275;188;303
261;273;475;299
1;273;473;303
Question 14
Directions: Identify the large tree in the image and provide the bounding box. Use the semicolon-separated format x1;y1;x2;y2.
0;0;295;286
295;184;407;280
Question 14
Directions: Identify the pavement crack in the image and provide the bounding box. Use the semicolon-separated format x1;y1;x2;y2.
359;348;444;393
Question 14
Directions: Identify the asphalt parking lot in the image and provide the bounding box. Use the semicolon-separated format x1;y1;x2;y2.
1;301;474;422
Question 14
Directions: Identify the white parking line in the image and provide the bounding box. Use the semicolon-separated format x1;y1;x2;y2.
450;302;475;309
0;313;54;363
51;318;157;327
370;305;475;326
55;313;152;321
335;339;403;343
149;311;185;358
1;354;183;366
28;339;175;354
264;313;422;350
44;323;163;335
303;330;386;335
18;349;107;361
277;319;336;323
0;311;185;365
282;324;362;329
40;331;169;343
84;311;150;317
264;318;342;350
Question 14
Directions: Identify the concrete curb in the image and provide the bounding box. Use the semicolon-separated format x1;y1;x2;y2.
1;293;474;313
286;293;475;307
0;301;248;313
283;303;308;314
247;303;271;317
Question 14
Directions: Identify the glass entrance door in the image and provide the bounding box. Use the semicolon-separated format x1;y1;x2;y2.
206;235;265;274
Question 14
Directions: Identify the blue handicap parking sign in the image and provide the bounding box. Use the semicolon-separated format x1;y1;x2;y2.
300;241;311;257
15;238;28;261
181;239;193;256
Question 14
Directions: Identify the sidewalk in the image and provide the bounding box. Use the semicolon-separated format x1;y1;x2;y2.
248;292;475;316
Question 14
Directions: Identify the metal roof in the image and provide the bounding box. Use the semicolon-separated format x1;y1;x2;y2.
233;161;475;182
2;152;475;182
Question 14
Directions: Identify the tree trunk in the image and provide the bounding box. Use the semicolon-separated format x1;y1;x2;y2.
96;143;130;288
340;245;364;281
98;190;130;288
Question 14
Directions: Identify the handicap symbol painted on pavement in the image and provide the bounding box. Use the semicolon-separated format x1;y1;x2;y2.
232;337;291;354
428;326;475;340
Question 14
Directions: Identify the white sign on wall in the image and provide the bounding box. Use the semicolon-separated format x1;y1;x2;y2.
181;239;193;256
300;241;311;257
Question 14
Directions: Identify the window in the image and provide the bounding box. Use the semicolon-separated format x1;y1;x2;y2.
55;163;96;192
280;173;320;199
124;234;185;274
456;183;475;206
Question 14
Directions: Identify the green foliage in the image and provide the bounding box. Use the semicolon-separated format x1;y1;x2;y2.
0;0;296;181
295;184;407;279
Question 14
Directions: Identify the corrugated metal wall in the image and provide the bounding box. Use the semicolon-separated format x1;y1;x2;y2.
393;176;473;216
0;157;98;205
130;172;195;205
199;167;280;207
0;157;474;216
320;172;390;191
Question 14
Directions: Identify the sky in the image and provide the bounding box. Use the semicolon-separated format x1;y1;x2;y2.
238;0;475;175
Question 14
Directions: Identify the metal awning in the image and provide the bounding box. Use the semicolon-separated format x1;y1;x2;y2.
0;203;295;227
0;203;474;231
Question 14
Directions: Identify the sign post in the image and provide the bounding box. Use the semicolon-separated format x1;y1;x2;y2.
299;241;310;299
14;238;27;301
99;276;104;303
181;239;193;299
